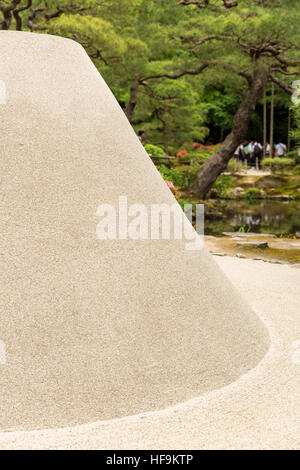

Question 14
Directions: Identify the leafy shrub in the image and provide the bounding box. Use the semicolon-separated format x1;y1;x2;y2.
238;225;251;233
245;187;260;200
211;175;234;198
165;180;178;196
187;150;213;164
179;142;215;153
285;150;298;158
157;164;190;188
177;198;192;211
176;149;214;168
177;149;189;158
144;144;165;157
262;158;272;168
286;149;300;164
167;146;178;156
226;159;245;173
262;157;295;172
294;164;300;174
176;142;218;160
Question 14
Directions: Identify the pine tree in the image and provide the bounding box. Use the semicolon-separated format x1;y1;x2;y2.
166;0;300;197
1;0;299;196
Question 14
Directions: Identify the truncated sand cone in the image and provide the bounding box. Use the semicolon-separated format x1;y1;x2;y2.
0;31;269;430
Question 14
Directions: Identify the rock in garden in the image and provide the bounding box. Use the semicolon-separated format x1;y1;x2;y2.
269;195;294;201
227;187;246;198
236;241;269;249
222;232;276;238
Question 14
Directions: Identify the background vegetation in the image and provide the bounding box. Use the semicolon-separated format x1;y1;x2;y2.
1;0;300;197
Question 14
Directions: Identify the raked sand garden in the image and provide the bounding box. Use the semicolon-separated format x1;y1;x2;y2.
0;31;299;450
0;255;299;449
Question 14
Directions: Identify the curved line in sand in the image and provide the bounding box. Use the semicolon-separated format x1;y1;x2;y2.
0;308;272;436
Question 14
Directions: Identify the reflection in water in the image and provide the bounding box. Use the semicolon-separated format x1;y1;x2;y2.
205;200;300;236
233;212;285;226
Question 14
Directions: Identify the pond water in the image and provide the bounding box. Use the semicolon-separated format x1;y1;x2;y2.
205;200;300;236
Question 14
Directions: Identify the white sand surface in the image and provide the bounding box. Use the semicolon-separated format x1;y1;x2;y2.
0;31;268;432
0;256;299;449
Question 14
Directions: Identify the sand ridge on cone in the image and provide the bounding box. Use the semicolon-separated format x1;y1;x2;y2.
0;31;269;431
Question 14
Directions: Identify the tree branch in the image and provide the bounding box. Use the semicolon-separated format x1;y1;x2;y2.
238;70;253;85
44;9;63;21
275;55;300;67
188;34;234;53
0;0;21;29
124;81;139;121
270;66;299;76
177;0;209;7
13;0;32;31
269;73;293;94
223;0;238;6
219;63;254;85
177;0;237;8
27;7;44;31
141;61;215;81
88;49;109;66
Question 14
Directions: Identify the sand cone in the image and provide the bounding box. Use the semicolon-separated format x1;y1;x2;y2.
0;31;269;431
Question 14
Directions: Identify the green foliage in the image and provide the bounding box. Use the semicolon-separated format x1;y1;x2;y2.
285;150;298;159
175;144;217;168
201;87;240;134
238;225;252;233
263;158;295;171
157;164;190;188
47;14;126;58
1;0;300;188
178;149;212;165
291;104;300;146
245;188;260;200
144;144;165;156
286;149;300;165
212;175;234;198
177;198;192;211
134;79;208;149
226;159;245;173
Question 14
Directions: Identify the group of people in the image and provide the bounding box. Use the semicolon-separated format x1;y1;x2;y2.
234;141;287;170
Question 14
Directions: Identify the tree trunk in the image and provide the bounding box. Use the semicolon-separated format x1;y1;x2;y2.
124;83;139;122
189;69;268;199
263;86;267;158
270;82;274;157
288;107;291;153
1;10;12;30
